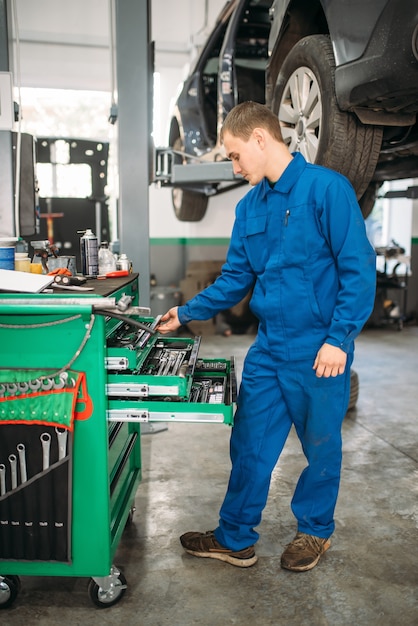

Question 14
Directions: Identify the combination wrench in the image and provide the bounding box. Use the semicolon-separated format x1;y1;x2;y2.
0;464;5;496
9;454;17;489
55;427;68;460
40;433;51;470
17;443;27;483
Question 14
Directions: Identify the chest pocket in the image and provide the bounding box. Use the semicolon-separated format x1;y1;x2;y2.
281;203;319;267
240;214;268;274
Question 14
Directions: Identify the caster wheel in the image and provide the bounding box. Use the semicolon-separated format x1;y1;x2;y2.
125;506;136;528
88;571;127;608
0;575;20;609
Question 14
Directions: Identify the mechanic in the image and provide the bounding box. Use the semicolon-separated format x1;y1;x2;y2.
157;101;376;572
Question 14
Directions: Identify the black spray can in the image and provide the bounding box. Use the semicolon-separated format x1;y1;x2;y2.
80;229;99;276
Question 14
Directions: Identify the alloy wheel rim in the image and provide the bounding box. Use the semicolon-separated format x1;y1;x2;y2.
278;66;322;162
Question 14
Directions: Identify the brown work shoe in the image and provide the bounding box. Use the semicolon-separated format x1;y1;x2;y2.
180;530;257;568
280;532;331;572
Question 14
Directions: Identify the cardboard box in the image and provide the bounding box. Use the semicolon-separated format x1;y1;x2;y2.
179;261;255;335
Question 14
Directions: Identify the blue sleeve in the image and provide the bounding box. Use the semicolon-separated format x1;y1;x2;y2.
320;178;376;351
178;210;255;325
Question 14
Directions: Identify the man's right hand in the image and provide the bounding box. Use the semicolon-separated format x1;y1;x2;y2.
156;306;181;334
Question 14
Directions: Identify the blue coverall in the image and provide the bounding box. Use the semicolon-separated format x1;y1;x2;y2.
178;153;376;550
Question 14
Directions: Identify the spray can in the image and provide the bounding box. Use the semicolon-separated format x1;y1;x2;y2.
79;229;99;276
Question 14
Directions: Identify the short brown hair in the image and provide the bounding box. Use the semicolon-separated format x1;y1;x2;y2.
220;101;284;143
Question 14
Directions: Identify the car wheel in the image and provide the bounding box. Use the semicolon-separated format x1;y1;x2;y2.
272;35;383;199
171;137;209;221
347;369;359;412
358;181;383;219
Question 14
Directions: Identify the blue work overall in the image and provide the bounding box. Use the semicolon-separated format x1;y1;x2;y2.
214;343;353;551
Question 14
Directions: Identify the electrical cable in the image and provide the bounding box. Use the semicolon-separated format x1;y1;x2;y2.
94;309;157;334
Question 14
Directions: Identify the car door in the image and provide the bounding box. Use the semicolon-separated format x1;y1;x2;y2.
217;0;272;127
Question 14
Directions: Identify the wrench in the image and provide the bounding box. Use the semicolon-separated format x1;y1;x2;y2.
54;372;69;390
172;351;185;376
9;454;17;489
55;427;68;460
157;354;168;376
162;351;176;376
41;378;54;391
0;464;5;496
40;433;51;470
17;381;29;393
28;378;42;391
6;383;17;395
17;443;27;483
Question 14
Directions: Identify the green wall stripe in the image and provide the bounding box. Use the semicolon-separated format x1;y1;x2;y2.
412;237;418;245
150;238;230;246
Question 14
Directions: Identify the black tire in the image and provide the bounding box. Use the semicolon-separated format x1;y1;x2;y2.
347;369;359;412
272;35;383;199
358;181;383;219
172;187;208;221
88;572;127;609
171;137;208;221
0;576;19;609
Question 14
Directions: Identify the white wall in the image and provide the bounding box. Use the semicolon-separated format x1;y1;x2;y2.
13;0;226;89
149;183;246;239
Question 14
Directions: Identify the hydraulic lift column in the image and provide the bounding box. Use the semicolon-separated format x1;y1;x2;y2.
115;0;152;308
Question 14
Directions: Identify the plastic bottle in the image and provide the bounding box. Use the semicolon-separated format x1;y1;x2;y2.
117;253;132;272
98;241;117;275
14;252;31;272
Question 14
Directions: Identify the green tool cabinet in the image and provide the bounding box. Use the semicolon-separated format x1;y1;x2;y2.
0;274;236;608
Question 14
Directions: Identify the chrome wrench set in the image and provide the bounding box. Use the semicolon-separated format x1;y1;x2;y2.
138;342;194;377
0;372;75;398
107;315;162;352
0;427;68;497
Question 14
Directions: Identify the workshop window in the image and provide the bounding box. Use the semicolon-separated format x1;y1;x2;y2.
36;162;92;198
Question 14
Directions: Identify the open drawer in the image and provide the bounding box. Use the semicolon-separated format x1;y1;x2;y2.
106;332;201;399
107;357;237;425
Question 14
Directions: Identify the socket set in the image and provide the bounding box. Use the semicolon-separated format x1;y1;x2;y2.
105;315;237;425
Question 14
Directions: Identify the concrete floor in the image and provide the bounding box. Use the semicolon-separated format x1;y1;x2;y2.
2;325;418;625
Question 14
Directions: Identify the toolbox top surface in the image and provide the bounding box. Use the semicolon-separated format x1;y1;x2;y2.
83;273;139;296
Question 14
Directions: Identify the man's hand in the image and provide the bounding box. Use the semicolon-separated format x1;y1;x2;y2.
156;306;181;334
313;343;347;378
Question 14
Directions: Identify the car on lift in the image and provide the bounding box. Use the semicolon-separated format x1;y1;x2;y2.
167;0;418;221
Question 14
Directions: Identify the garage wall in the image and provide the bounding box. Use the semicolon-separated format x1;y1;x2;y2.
13;0;225;89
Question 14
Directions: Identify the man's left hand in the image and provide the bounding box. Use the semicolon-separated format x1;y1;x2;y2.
313;343;347;378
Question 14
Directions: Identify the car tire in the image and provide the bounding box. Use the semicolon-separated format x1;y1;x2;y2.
347;368;359;412
172;187;209;222
171;136;209;221
358;181;383;219
271;35;383;199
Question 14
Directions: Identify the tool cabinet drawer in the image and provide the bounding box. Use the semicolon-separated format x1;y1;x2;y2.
108;421;141;540
106;332;201;398
107;356;237;425
108;422;140;479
